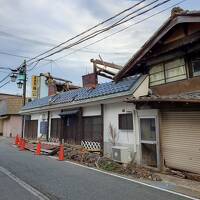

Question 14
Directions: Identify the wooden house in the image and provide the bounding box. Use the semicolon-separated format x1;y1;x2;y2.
115;8;200;174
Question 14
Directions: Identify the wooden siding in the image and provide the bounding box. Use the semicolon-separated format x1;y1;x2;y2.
151;76;200;96
24;120;38;139
61;113;82;145
50;118;61;139
161;111;200;174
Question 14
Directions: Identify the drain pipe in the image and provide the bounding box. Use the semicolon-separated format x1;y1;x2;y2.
47;111;50;141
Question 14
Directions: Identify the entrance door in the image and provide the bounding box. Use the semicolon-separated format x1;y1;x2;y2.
24;120;38;139
139;117;159;168
63;115;79;144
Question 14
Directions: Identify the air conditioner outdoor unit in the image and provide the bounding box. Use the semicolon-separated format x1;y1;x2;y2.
112;146;131;164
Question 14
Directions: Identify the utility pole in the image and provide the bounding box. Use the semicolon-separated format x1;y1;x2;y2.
10;60;27;138
21;60;27;106
21;60;27;138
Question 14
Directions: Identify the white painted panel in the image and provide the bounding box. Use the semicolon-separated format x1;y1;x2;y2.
39;76;48;98
31;113;48;137
103;102;135;145
82;105;101;116
50;111;61;119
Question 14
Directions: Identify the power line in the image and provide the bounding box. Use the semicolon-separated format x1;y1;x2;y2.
0;51;31;59
0;80;10;89
0;0;186;89
26;0;147;63
28;0;182;70
28;0;171;66
54;0;187;62
0;73;11;83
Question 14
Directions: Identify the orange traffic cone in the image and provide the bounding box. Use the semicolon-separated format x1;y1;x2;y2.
58;144;64;161
19;139;25;151
18;137;22;148
15;134;19;145
35;142;41;155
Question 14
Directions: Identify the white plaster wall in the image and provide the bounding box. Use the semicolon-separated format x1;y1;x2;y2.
103;102;137;159
31;112;48;137
50;111;61;119
39;76;48;98
133;76;149;98
82;105;101;116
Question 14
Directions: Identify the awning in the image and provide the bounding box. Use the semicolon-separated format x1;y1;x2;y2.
59;109;79;117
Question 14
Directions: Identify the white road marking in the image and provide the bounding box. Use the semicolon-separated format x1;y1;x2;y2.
49;158;198;200
0;166;50;200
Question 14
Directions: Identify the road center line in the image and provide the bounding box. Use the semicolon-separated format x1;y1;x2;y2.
0;166;50;200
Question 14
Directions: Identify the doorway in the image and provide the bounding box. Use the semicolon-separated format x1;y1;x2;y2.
139;117;159;168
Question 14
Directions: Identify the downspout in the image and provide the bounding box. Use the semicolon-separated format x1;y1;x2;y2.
132;104;138;162
101;104;104;156
47;111;50;141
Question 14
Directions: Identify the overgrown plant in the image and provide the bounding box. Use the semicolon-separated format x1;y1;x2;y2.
108;123;118;146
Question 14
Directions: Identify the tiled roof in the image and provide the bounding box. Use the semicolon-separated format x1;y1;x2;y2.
126;91;200;103
22;74;142;111
23;96;51;110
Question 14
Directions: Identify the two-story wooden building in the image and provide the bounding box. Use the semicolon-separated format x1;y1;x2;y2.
115;8;200;174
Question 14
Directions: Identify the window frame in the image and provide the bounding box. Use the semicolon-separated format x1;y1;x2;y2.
191;55;200;77
118;113;133;130
149;57;187;86
83;116;102;142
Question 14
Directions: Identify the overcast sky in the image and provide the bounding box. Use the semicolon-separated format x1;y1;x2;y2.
0;0;198;96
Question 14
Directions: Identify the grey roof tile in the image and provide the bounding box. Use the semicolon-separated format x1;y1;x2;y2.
22;96;50;110
22;74;142;110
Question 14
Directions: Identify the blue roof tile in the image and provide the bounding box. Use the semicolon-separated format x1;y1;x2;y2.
22;96;50;110
22;74;142;110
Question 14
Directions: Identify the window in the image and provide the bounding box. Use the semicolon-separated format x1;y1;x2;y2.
165;58;186;83
191;55;200;77
149;58;187;86
83;116;102;142
140;118;156;141
118;113;133;130
150;64;165;86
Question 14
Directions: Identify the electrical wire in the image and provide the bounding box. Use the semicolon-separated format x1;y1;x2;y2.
0;80;10;89
53;0;187;62
0;73;11;83
27;60;40;72
26;0;147;63
0;0;187;89
0;51;31;59
27;0;171;66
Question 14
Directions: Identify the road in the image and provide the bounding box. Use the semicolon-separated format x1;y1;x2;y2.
0;137;195;200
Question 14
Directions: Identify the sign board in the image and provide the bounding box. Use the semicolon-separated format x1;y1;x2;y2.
32;76;39;99
40;121;48;135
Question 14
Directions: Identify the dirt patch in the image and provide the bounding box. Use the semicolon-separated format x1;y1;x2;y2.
62;144;162;181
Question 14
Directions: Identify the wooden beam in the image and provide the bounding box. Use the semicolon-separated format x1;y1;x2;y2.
97;72;113;79
91;59;122;70
96;66;116;76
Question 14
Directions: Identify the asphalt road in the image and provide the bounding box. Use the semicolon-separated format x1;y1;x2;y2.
0;138;194;200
